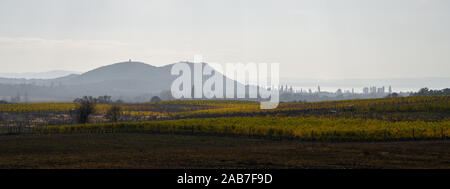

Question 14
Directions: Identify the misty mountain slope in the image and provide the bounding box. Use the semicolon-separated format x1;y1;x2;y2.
0;61;248;102
0;70;81;79
63;61;160;84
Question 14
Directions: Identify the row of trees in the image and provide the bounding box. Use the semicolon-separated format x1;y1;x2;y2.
74;95;162;104
73;95;113;104
72;95;162;124
411;88;450;96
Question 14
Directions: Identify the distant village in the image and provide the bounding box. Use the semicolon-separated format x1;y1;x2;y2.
277;85;410;102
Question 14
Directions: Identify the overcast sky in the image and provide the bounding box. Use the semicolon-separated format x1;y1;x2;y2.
0;0;449;79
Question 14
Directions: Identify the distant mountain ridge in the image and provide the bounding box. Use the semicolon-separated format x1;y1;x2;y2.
0;61;242;102
1;61;446;102
0;70;81;80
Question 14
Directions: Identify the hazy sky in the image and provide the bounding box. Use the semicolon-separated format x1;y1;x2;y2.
0;0;449;79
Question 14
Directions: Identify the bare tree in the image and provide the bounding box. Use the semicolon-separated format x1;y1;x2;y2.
97;95;112;104
105;105;122;122
73;96;96;124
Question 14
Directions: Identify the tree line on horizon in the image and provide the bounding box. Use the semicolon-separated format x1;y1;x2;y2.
410;88;450;96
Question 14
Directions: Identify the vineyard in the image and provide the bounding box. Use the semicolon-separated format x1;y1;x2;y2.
0;96;449;141
28;117;450;141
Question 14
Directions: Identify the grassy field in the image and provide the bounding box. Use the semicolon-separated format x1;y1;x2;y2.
0;133;448;169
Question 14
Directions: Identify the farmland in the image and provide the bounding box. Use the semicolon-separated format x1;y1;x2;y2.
0;133;448;169
0;96;448;141
0;96;449;168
